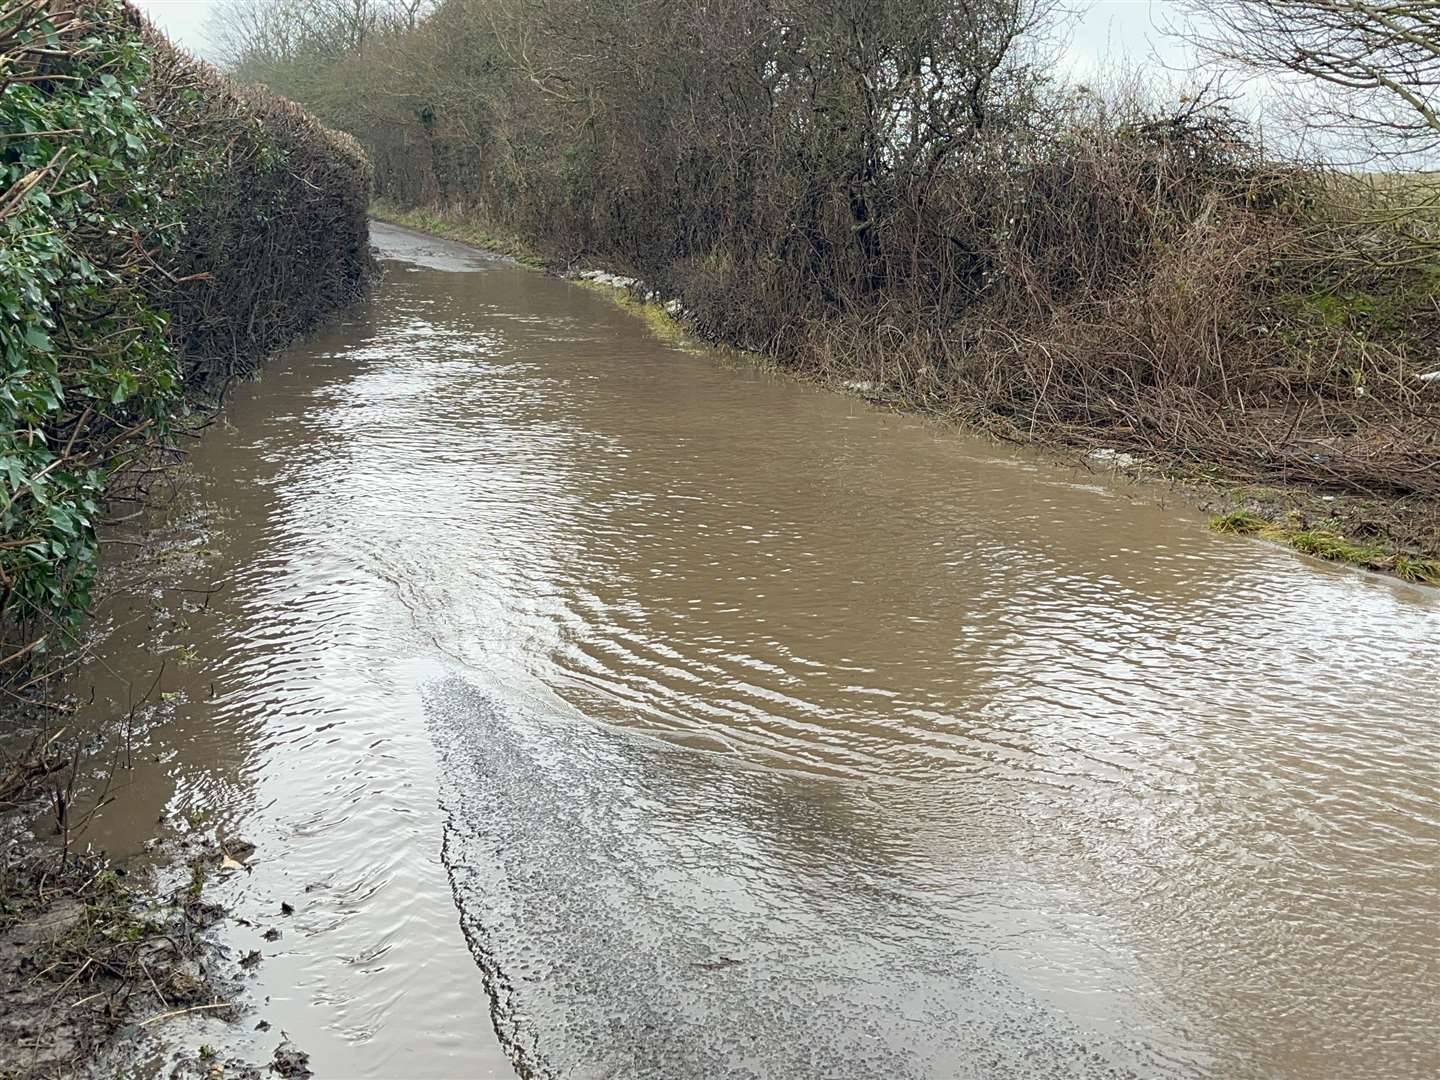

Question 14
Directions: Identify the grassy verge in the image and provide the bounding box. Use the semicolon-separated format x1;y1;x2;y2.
1209;508;1440;584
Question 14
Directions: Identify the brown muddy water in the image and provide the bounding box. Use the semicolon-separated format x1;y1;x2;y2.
62;222;1438;1078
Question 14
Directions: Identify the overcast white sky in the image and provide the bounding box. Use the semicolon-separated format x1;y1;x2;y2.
134;0;219;52
136;0;1184;71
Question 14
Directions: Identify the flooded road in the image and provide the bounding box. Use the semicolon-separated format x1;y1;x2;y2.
75;222;1438;1078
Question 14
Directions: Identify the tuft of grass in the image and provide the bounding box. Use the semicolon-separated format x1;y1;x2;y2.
1394;554;1440;585
184;807;212;830
1286;528;1394;568
1208;510;1268;535
187;860;208;902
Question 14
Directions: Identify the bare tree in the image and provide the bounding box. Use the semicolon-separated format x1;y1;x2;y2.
1177;0;1440;166
210;0;435;77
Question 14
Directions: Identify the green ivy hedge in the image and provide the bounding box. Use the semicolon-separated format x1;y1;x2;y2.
1;0;179;650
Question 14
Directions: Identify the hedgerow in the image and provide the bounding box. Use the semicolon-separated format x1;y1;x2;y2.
1;0;177;651
139;19;373;385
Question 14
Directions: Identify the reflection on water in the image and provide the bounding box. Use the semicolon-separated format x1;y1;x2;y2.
74;223;1439;1078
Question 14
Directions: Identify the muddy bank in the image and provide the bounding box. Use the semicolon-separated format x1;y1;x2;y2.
372;204;1439;586
1;668;327;1079
0;803;240;1077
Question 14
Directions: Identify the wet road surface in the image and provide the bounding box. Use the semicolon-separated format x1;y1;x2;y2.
74;222;1440;1078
